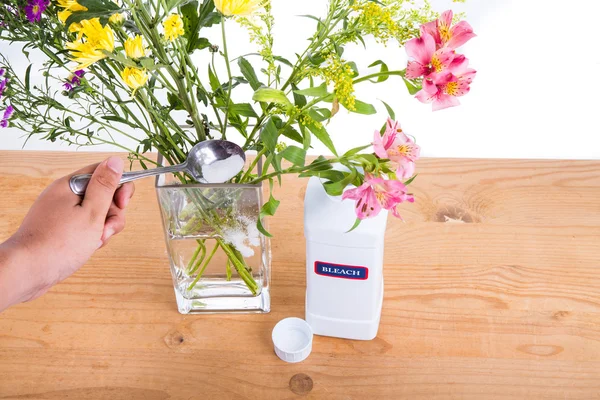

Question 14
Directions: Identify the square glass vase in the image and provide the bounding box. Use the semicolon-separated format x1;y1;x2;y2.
155;170;271;314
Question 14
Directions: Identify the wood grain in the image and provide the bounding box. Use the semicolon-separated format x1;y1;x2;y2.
0;151;599;400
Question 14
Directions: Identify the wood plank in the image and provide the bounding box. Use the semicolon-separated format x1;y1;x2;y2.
0;151;599;399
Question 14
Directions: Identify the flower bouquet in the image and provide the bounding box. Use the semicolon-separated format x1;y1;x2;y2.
0;0;476;313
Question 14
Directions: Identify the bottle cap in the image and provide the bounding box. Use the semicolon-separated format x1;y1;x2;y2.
272;317;313;363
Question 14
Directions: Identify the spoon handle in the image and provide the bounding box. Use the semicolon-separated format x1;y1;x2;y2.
69;164;185;196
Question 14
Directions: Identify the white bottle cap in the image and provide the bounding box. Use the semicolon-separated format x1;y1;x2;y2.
272;317;313;363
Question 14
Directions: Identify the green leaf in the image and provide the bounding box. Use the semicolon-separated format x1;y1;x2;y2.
77;0;120;11
139;58;155;70
252;88;292;108
346;218;362;233
165;0;187;12
227;103;258;118
323;168;357;197
299;123;311;151
292;84;307;108
402;77;422;95
238;57;262;91
273;55;293;67
257;179;280;237
281;125;303;145
199;0;220;27
181;1;213;52
208;65;220;91
343;144;371;158
308;108;331;122
196;87;208;106
167;92;185;110
307;122;337;156
25;64;32;92
368;60;389;83
260;117;279;152
279;145;306;167
404;174;418;185
299;169;344;180
350;100;377;115
380;100;396;120
181;1;199;39
293;83;329;97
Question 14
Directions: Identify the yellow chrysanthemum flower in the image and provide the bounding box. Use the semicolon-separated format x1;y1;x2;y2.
214;0;263;16
66;18;115;70
121;67;148;94
57;0;86;33
163;14;185;41
124;35;145;59
57;0;87;12
109;13;125;26
66;41;107;70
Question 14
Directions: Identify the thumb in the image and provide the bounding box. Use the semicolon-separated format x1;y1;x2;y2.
82;156;124;219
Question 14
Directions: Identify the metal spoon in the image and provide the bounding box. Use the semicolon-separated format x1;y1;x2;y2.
69;140;246;196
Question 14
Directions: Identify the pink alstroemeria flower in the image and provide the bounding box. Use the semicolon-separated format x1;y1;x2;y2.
405;32;455;80
421;10;476;50
416;56;476;111
342;173;414;220
373;118;420;179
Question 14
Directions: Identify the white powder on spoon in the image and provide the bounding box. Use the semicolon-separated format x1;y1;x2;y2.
202;154;245;184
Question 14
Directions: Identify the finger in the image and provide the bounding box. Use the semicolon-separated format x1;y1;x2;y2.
101;211;126;244
114;182;135;210
82;156;124;220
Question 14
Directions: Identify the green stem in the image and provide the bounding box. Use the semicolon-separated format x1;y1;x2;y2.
353;70;405;85
220;18;234;139
187;242;219;291
240;147;267;182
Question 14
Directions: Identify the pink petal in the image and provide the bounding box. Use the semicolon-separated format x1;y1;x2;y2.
461;69;477;84
405;61;427;79
355;187;382;219
447;21;476;49
415;88;434;104
431;47;456;74
373;130;389;159
447;54;469;75
420;21;440;45
440;10;453;28
431;72;454;86
391;206;405;220
396;158;416;179
405;33;435;65
422;78;440;95
342;184;369;201
432;93;460;111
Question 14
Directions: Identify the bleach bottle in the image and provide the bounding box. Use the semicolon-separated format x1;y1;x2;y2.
304;176;388;340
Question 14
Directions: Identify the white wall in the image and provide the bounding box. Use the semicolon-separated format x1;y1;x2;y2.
1;0;599;159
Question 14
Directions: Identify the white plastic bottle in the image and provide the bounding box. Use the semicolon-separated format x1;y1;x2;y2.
304;176;388;340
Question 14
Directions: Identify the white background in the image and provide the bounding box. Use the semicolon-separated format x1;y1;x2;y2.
1;0;599;160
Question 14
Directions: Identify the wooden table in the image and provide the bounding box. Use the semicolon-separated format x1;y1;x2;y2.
0;151;599;399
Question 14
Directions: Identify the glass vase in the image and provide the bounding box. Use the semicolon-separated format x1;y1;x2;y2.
155;169;271;314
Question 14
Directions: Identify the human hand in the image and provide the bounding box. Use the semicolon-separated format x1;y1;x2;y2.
0;156;134;310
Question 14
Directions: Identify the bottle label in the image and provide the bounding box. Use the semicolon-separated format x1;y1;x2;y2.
314;261;369;280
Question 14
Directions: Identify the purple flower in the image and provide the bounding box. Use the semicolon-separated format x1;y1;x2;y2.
3;105;14;120
0;69;4;78
0;105;13;128
0;78;7;98
63;70;85;92
24;0;50;23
